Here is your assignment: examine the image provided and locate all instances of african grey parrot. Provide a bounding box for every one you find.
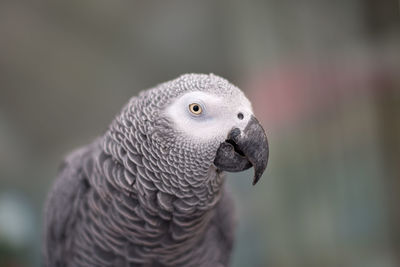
[43,73,269,267]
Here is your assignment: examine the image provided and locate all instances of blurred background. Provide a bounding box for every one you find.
[0,0,399,266]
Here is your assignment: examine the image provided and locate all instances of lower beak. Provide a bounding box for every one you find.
[213,116,269,185]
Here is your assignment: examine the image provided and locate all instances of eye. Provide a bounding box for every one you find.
[237,112,244,120]
[189,103,203,115]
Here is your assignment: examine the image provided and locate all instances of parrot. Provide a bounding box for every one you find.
[43,73,269,267]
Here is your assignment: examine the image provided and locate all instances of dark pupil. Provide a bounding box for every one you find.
[193,105,199,112]
[238,112,244,120]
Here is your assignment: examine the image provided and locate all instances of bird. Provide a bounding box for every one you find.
[43,73,269,267]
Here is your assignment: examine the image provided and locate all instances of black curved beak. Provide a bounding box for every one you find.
[214,116,269,185]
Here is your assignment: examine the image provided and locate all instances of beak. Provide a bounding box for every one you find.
[213,116,269,185]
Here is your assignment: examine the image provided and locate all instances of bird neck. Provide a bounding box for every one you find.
[86,140,224,265]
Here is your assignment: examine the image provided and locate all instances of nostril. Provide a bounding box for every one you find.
[237,112,244,120]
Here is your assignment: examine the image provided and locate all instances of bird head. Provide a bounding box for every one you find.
[139,73,269,186]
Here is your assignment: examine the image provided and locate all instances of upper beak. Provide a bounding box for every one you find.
[213,116,269,185]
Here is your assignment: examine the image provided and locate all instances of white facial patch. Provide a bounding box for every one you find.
[165,91,254,143]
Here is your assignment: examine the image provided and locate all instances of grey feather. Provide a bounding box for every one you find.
[43,74,257,267]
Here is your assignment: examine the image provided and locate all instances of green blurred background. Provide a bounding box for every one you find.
[0,1,399,266]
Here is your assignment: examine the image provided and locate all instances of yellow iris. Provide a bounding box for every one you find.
[189,103,202,115]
